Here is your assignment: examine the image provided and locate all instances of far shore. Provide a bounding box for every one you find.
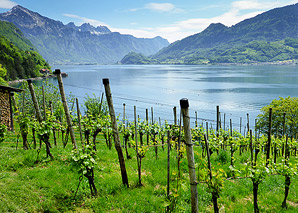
[8,72,68,85]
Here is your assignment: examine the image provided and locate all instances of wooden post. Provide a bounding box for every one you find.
[50,101,57,147]
[42,85,46,120]
[151,107,154,124]
[230,119,233,136]
[123,103,126,147]
[216,106,219,134]
[103,78,129,187]
[177,109,182,178]
[266,108,272,167]
[206,122,209,140]
[180,98,198,213]
[224,113,226,131]
[204,134,219,213]
[98,92,104,115]
[27,79,42,123]
[167,130,170,212]
[54,69,78,150]
[76,98,84,148]
[247,113,250,134]
[146,108,149,145]
[240,117,242,135]
[250,129,254,167]
[195,111,198,127]
[134,106,141,186]
[173,106,177,126]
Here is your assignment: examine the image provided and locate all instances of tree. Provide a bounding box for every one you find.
[0,64,7,85]
[257,97,298,137]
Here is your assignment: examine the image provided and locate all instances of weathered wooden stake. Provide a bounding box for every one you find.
[134,106,141,186]
[76,98,84,149]
[173,106,177,126]
[167,130,171,212]
[177,109,182,178]
[42,85,46,120]
[103,78,129,187]
[230,119,233,136]
[151,107,154,124]
[224,113,226,131]
[180,98,198,213]
[54,69,78,150]
[50,101,57,147]
[123,103,126,147]
[247,113,250,134]
[195,111,198,127]
[266,108,272,167]
[216,106,220,134]
[27,79,42,123]
[240,117,242,135]
[204,134,219,213]
[146,108,149,145]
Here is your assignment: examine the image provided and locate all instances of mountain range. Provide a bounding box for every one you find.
[121,3,298,64]
[0,5,169,64]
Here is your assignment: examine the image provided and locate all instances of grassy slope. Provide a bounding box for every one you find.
[0,127,298,212]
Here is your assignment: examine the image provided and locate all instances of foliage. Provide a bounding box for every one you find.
[206,168,226,198]
[17,80,65,120]
[0,63,7,85]
[0,35,50,81]
[257,96,298,137]
[71,144,97,176]
[0,122,6,143]
[0,20,35,52]
[16,113,30,136]
[84,94,108,118]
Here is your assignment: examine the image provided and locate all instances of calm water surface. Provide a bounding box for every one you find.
[44,64,298,130]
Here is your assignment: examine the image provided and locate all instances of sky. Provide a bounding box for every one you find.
[0,0,297,43]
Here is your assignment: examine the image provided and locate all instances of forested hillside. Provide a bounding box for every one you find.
[0,20,50,82]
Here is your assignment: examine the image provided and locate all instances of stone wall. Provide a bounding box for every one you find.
[0,90,11,130]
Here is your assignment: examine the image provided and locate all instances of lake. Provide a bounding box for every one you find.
[41,64,298,131]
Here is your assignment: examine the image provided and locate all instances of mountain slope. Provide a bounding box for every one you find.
[147,3,298,64]
[0,20,35,51]
[0,21,51,80]
[0,5,169,64]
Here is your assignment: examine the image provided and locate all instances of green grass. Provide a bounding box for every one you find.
[1,130,298,212]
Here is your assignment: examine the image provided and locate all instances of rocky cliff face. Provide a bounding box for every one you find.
[0,5,169,64]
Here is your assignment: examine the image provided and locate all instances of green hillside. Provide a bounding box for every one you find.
[0,20,50,82]
[0,20,35,51]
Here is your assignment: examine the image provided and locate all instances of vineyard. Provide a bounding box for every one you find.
[0,70,298,212]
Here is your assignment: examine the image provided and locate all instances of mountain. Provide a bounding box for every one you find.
[0,5,169,64]
[0,20,51,80]
[122,3,298,64]
[0,20,35,51]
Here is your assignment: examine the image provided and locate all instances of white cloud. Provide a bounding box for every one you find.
[145,3,175,12]
[0,0,17,9]
[130,2,183,13]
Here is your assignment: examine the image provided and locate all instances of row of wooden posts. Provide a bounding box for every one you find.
[21,69,227,213]
[25,69,268,213]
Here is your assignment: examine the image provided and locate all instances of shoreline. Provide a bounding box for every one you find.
[8,73,68,85]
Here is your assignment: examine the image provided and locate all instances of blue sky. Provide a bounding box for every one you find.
[0,0,297,42]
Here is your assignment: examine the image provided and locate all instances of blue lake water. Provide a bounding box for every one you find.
[41,64,298,130]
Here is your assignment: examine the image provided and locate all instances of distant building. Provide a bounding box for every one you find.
[39,68,50,75]
[0,85,23,131]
